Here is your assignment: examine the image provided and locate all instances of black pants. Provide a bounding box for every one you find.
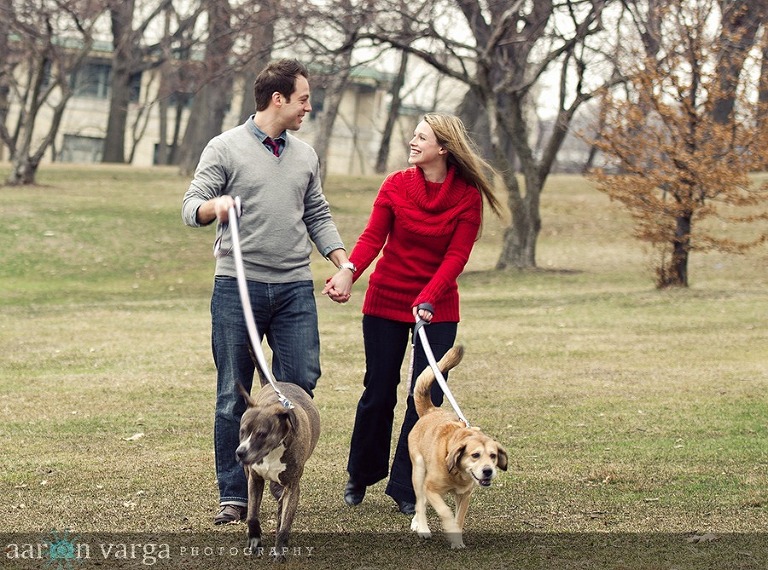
[346,315,457,504]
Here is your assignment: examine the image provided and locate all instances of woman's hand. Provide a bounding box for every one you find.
[322,269,354,303]
[413,305,433,322]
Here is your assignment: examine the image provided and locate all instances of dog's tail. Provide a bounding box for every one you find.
[413,345,464,418]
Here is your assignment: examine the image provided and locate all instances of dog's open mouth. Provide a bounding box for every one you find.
[472,472,493,487]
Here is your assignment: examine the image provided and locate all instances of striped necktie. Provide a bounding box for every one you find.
[264,137,280,157]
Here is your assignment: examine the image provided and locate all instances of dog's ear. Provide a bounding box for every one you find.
[278,409,296,433]
[496,444,508,472]
[446,444,466,474]
[237,383,256,407]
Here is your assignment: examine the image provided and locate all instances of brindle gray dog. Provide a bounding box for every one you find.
[236,381,320,560]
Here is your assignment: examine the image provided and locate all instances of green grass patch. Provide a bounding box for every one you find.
[1,164,767,569]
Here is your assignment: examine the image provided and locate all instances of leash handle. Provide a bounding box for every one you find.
[233,195,243,218]
[227,197,294,409]
[414,302,434,339]
[413,303,470,427]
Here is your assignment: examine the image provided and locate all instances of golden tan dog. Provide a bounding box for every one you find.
[408,345,508,549]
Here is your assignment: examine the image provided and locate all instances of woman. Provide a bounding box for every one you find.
[323,113,503,514]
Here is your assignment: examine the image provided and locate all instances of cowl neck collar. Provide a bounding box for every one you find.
[407,166,464,213]
[379,165,479,237]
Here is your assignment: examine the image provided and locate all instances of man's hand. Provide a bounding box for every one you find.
[197,195,236,225]
[322,270,353,303]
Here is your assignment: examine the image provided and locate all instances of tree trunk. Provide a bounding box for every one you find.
[493,93,544,270]
[237,3,275,124]
[7,153,38,185]
[178,0,234,176]
[712,0,763,124]
[102,62,132,163]
[178,81,231,176]
[168,96,188,165]
[102,0,136,164]
[312,56,351,183]
[496,167,543,269]
[658,213,691,288]
[0,0,10,162]
[496,169,538,269]
[758,26,768,129]
[457,88,536,269]
[6,42,71,185]
[375,51,408,173]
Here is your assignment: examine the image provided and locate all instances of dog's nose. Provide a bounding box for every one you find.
[482,467,493,478]
[236,445,246,461]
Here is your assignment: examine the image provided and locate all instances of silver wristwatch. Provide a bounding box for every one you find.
[338,262,356,273]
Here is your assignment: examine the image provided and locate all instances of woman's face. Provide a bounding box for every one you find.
[408,120,446,168]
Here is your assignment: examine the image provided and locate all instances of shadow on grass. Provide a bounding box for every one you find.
[3,531,766,569]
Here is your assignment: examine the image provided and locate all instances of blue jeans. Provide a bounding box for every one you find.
[211,276,320,505]
[346,315,457,504]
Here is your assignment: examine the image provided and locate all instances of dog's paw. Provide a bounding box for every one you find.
[410,518,431,538]
[447,532,465,549]
[247,536,262,554]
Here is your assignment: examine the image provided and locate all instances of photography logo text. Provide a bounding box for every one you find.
[5,531,314,567]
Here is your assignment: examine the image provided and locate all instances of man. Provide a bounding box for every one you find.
[182,59,354,525]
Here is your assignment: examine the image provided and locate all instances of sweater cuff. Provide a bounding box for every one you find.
[320,242,346,258]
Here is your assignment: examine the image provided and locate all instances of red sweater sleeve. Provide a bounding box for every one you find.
[413,203,481,312]
[348,195,393,280]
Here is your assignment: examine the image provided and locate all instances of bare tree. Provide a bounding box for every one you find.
[177,0,235,176]
[1,0,105,185]
[590,0,768,288]
[175,0,300,175]
[711,0,767,125]
[759,24,768,129]
[154,5,180,166]
[0,0,15,162]
[372,0,422,174]
[289,0,388,182]
[101,0,200,164]
[359,0,617,269]
[235,0,277,124]
[374,49,407,173]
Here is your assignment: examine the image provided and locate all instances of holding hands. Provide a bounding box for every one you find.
[323,264,355,303]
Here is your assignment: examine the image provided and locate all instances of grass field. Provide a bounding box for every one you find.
[1,164,766,569]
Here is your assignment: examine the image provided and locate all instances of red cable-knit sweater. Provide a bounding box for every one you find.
[348,166,482,323]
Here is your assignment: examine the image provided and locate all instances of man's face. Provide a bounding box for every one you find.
[278,75,312,131]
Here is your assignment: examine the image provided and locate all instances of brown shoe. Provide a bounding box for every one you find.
[213,504,246,525]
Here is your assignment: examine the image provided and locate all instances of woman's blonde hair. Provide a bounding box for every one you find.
[422,112,503,217]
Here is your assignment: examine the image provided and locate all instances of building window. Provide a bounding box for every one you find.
[60,134,103,163]
[72,62,111,99]
[311,87,325,119]
[70,62,142,102]
[129,72,142,102]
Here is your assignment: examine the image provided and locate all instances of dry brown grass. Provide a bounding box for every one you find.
[1,165,766,569]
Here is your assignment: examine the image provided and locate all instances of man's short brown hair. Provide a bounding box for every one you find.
[253,59,309,112]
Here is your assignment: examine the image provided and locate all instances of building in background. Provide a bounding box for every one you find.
[10,43,404,176]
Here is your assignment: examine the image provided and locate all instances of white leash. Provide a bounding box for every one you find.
[414,303,470,427]
[216,196,294,409]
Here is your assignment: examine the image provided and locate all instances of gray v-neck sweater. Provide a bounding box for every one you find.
[182,118,344,283]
